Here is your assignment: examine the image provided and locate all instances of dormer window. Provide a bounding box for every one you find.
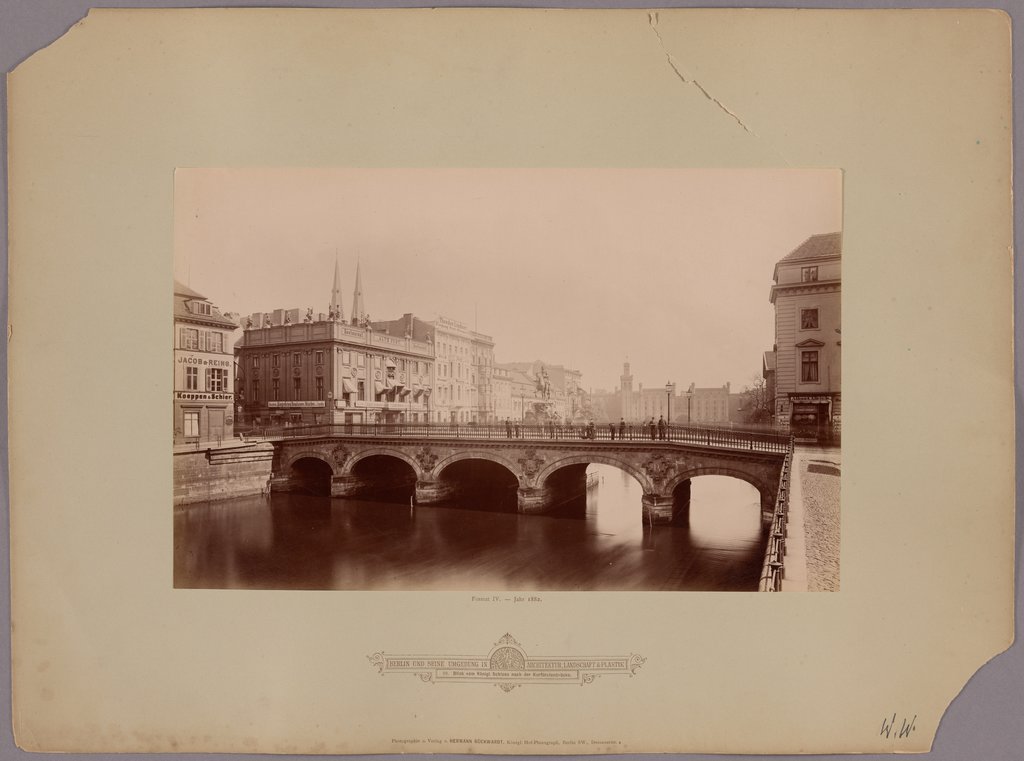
[191,300,213,315]
[801,266,818,282]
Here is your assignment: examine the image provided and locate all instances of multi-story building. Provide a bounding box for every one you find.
[618,361,731,424]
[685,382,731,424]
[767,231,842,440]
[236,268,434,426]
[427,315,494,423]
[173,281,238,444]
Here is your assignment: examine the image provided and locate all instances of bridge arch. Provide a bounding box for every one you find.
[665,466,775,512]
[431,451,522,483]
[535,454,653,493]
[344,447,423,478]
[284,450,338,475]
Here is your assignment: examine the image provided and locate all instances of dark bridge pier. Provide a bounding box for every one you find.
[643,479,693,525]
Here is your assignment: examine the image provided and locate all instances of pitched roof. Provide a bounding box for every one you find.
[173,280,238,328]
[778,232,842,264]
[173,279,206,299]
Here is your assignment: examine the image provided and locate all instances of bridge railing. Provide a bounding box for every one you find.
[759,441,795,592]
[259,422,791,453]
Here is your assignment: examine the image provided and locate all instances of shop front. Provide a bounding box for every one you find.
[788,394,838,443]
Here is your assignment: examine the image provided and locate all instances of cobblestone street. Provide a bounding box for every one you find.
[799,448,841,591]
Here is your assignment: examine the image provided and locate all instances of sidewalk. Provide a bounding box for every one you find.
[782,445,841,592]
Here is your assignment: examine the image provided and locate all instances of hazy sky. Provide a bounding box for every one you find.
[174,168,841,392]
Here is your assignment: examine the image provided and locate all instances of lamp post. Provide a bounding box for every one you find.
[665,382,673,424]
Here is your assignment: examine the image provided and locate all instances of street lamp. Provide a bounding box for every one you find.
[665,381,673,424]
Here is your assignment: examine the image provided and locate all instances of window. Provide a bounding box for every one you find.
[801,266,818,282]
[342,351,351,365]
[251,380,260,402]
[293,377,301,398]
[206,332,223,353]
[316,377,324,400]
[357,380,365,400]
[252,356,260,369]
[315,351,324,365]
[272,379,280,401]
[192,301,212,315]
[183,410,200,438]
[207,368,225,392]
[180,328,199,350]
[293,353,301,367]
[272,354,280,368]
[185,366,198,390]
[801,350,820,383]
[801,308,819,330]
[357,353,365,367]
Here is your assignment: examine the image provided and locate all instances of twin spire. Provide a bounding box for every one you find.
[329,254,367,325]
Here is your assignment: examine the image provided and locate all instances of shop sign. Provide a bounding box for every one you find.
[175,391,233,401]
[176,353,232,368]
[268,401,325,408]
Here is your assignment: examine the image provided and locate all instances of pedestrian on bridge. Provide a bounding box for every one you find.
[658,415,667,440]
[608,422,616,441]
[649,418,656,440]
[505,418,512,438]
[618,418,626,440]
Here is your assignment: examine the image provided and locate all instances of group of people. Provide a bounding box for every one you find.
[502,416,672,441]
[608,415,671,441]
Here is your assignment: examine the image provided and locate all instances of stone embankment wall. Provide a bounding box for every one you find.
[173,441,275,506]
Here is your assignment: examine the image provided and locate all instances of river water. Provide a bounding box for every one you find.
[174,465,767,591]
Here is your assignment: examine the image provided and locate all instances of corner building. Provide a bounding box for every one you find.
[174,281,238,444]
[768,232,842,441]
[236,267,435,426]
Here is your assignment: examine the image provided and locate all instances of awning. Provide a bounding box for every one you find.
[385,359,397,368]
[374,380,385,394]
[342,378,357,393]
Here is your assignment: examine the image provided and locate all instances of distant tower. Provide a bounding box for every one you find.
[620,360,633,420]
[350,258,366,325]
[330,255,345,322]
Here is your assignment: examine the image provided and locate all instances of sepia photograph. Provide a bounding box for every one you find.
[173,168,842,592]
[8,6,1015,754]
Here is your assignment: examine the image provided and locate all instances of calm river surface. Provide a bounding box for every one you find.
[174,466,767,591]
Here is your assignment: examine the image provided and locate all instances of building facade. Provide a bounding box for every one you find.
[768,231,842,440]
[427,315,495,423]
[618,362,731,424]
[237,282,436,427]
[174,281,238,445]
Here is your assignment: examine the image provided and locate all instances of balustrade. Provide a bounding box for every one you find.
[249,421,791,453]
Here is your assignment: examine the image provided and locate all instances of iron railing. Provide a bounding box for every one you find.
[759,441,795,591]
[237,422,792,454]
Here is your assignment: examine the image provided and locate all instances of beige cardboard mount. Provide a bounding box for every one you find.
[7,8,1014,754]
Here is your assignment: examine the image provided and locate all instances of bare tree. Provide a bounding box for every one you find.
[740,375,772,424]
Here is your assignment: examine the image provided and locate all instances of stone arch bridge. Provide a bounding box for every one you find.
[270,426,790,524]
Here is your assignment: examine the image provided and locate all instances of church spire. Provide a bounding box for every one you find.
[351,257,366,325]
[330,254,345,322]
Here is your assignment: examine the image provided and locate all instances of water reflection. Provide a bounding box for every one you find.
[174,466,767,591]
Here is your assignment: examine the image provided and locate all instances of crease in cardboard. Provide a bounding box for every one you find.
[647,11,789,165]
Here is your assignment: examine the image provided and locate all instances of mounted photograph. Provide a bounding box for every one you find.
[172,168,841,592]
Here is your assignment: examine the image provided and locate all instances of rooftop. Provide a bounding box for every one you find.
[778,232,842,264]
